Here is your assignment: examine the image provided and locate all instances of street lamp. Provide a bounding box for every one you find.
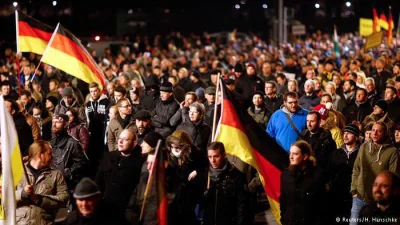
[262,4,268,9]
[52,1,57,6]
[235,4,240,9]
[345,1,351,7]
[315,3,320,9]
[13,2,18,7]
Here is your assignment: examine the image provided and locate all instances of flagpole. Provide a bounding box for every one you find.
[140,139,162,221]
[31,23,60,82]
[211,73,221,141]
[15,10,20,53]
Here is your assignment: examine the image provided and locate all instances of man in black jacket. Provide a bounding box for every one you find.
[51,114,88,191]
[96,129,143,225]
[234,63,264,109]
[202,142,250,225]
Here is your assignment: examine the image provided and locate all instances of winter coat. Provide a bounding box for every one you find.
[234,74,264,108]
[387,97,400,123]
[202,160,251,225]
[264,94,284,113]
[152,96,180,138]
[267,107,308,152]
[13,112,34,156]
[343,100,373,124]
[371,69,392,94]
[67,122,90,153]
[26,113,42,141]
[51,134,88,189]
[301,128,336,169]
[247,106,271,129]
[64,202,120,225]
[33,111,53,141]
[95,148,143,218]
[107,116,135,152]
[351,139,400,203]
[280,163,327,225]
[16,164,69,225]
[362,112,395,133]
[321,111,343,148]
[299,94,320,111]
[55,98,86,123]
[358,199,400,225]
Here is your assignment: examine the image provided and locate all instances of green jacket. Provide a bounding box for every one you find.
[351,139,400,202]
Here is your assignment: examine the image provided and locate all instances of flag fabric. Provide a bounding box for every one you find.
[16,10,54,54]
[215,78,289,224]
[379,13,389,30]
[40,24,106,89]
[0,95,24,225]
[333,25,340,57]
[373,8,381,33]
[359,18,374,36]
[155,148,167,225]
[387,10,393,46]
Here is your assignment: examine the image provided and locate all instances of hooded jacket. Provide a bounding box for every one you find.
[351,138,400,203]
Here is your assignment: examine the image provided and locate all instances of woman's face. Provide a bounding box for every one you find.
[66,111,74,123]
[395,130,400,143]
[140,141,153,154]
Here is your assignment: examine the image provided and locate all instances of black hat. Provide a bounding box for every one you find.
[160,82,173,92]
[145,74,160,88]
[62,87,74,98]
[191,70,200,79]
[46,96,58,106]
[344,124,360,137]
[234,63,244,73]
[143,132,164,148]
[225,78,235,85]
[135,110,152,120]
[374,99,388,112]
[73,178,101,199]
[386,85,398,95]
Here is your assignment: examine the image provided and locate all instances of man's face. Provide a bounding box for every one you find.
[246,67,256,76]
[375,60,384,70]
[118,100,132,116]
[89,87,100,100]
[51,117,66,134]
[343,81,353,93]
[117,130,136,152]
[262,64,271,74]
[372,174,393,205]
[114,91,124,102]
[205,93,215,104]
[252,94,263,107]
[365,80,375,93]
[306,114,320,132]
[189,107,202,122]
[208,149,225,169]
[265,83,276,95]
[289,145,307,166]
[356,90,367,103]
[288,81,297,92]
[332,75,341,86]
[63,96,73,106]
[76,196,100,217]
[384,88,396,101]
[276,77,285,86]
[373,105,384,116]
[160,91,172,101]
[1,85,10,96]
[284,96,299,113]
[395,130,400,143]
[371,124,385,143]
[107,84,114,96]
[135,119,151,134]
[304,82,313,94]
[325,84,335,95]
[20,95,30,105]
[314,79,321,91]
[23,66,30,75]
[49,82,57,92]
[306,70,315,80]
[343,132,357,145]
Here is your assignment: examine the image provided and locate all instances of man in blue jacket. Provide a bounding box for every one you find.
[266,91,308,152]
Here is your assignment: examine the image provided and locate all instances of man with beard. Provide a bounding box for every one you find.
[133,110,153,145]
[280,140,327,225]
[329,124,361,222]
[358,171,400,225]
[301,110,336,169]
[247,91,271,129]
[51,114,87,192]
[342,80,357,106]
[267,92,308,152]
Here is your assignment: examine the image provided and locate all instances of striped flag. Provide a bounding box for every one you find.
[15,10,54,54]
[40,23,106,89]
[155,147,167,225]
[215,78,289,224]
[387,9,393,47]
[0,95,24,225]
[373,8,380,33]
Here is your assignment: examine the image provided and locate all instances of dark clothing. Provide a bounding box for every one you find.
[371,69,392,95]
[247,106,271,129]
[67,122,90,153]
[141,91,160,112]
[51,133,88,189]
[387,98,400,123]
[173,86,186,103]
[299,94,320,111]
[359,200,400,225]
[280,163,327,225]
[343,101,373,124]
[13,112,34,156]
[152,96,180,138]
[367,90,381,108]
[64,202,120,225]
[329,143,361,220]
[191,80,208,92]
[205,104,221,134]
[178,77,193,93]
[265,94,284,113]
[234,74,265,108]
[301,128,336,169]
[95,148,143,221]
[202,160,251,225]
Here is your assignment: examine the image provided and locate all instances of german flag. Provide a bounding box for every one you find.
[372,8,380,33]
[155,148,168,225]
[215,78,289,224]
[387,10,393,46]
[16,11,54,55]
[40,24,105,89]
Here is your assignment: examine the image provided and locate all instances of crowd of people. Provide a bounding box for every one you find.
[1,30,400,225]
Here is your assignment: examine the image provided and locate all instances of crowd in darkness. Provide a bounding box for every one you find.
[0,30,400,225]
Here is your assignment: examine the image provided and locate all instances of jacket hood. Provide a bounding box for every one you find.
[60,97,78,108]
[321,111,337,130]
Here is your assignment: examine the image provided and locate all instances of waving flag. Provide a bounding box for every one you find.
[215,78,289,224]
[387,9,393,46]
[0,96,24,225]
[15,10,53,54]
[40,24,106,89]
[373,8,381,33]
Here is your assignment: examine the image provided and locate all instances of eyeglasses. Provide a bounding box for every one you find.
[120,105,132,108]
